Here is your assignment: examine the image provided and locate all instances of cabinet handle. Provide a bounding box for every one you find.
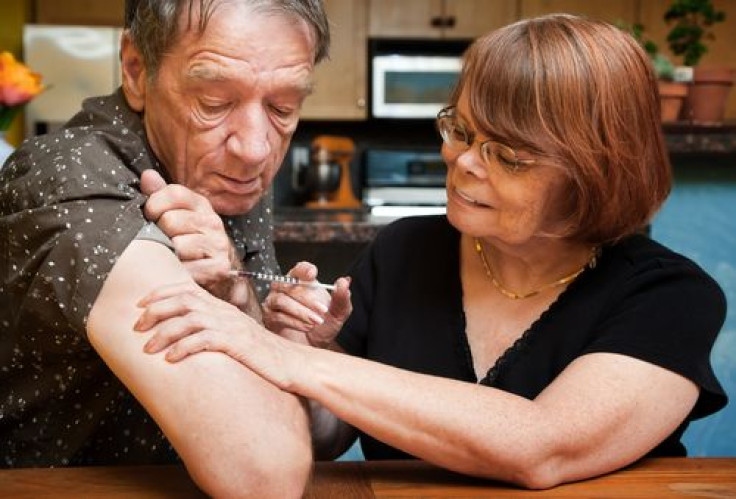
[430,16,444,28]
[444,16,456,28]
[356,97,366,109]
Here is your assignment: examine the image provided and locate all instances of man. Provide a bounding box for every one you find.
[0,0,329,496]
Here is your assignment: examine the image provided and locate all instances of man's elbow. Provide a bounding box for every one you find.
[189,442,313,498]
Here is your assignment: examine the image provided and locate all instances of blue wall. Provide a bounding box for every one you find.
[652,156,736,456]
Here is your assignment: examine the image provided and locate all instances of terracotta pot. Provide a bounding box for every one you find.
[681,66,735,124]
[658,81,688,123]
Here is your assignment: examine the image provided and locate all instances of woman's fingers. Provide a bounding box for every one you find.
[143,313,207,353]
[265,289,325,325]
[289,261,318,281]
[164,329,221,362]
[134,289,203,331]
[268,281,330,314]
[264,308,315,334]
[137,280,204,307]
[329,277,353,321]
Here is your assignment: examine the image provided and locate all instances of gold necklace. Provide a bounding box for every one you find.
[474,238,598,300]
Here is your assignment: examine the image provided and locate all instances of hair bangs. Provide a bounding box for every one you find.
[461,26,561,161]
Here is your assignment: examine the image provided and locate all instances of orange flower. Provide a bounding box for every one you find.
[0,51,44,107]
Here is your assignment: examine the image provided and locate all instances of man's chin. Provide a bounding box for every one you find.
[211,196,258,216]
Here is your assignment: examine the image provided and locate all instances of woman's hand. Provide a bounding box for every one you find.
[262,261,352,348]
[134,281,301,390]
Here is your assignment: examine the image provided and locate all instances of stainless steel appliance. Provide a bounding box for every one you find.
[371,54,461,119]
[23,25,122,138]
[362,148,447,217]
[369,39,469,119]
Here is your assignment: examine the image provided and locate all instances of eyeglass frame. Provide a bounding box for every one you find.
[436,106,536,173]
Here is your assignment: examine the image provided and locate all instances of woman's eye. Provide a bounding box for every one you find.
[497,149,519,166]
[450,125,468,143]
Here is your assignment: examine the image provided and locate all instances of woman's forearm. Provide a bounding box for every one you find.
[292,344,550,482]
[289,343,696,489]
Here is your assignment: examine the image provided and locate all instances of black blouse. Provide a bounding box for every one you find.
[337,215,727,460]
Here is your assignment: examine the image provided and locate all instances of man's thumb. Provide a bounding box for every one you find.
[140,169,168,196]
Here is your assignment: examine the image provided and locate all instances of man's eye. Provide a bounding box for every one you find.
[200,101,231,116]
[269,104,297,119]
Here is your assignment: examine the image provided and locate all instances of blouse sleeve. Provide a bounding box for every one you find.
[582,255,727,419]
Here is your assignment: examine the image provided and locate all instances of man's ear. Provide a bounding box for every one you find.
[120,31,147,112]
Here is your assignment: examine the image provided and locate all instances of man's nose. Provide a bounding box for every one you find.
[225,106,271,164]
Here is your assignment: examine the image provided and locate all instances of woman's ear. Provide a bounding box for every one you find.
[120,31,147,112]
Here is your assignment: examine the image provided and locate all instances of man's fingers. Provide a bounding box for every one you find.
[144,184,212,221]
[171,232,230,260]
[140,168,168,196]
[156,209,223,237]
[180,260,231,286]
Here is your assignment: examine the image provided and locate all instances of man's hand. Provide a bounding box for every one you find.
[140,169,258,318]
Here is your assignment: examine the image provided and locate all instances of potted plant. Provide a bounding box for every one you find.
[652,53,690,123]
[619,22,688,123]
[664,0,733,123]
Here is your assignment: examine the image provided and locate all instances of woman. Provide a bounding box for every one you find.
[135,14,727,488]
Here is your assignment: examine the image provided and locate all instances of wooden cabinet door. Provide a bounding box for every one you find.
[519,0,638,25]
[369,0,444,38]
[369,0,517,40]
[443,0,518,39]
[34,0,125,26]
[301,0,368,120]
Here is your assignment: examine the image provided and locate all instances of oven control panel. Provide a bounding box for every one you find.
[362,148,447,208]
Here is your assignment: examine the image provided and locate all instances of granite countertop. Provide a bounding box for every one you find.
[274,207,388,243]
[663,121,736,155]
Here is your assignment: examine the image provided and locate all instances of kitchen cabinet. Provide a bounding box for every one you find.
[34,0,125,26]
[300,0,368,120]
[369,0,517,39]
[519,0,638,25]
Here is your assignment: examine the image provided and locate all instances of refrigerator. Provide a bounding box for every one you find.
[23,25,122,139]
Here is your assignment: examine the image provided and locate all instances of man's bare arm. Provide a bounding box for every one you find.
[140,170,261,317]
[87,240,310,498]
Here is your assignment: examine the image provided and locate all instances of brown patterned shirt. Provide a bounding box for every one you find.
[0,89,278,467]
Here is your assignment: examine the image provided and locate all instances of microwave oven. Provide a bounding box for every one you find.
[371,55,461,118]
[369,39,469,119]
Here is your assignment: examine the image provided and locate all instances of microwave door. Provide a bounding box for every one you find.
[372,55,461,118]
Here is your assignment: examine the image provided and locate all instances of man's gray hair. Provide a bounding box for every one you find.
[124,0,330,77]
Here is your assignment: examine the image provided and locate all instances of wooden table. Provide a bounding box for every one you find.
[0,458,733,498]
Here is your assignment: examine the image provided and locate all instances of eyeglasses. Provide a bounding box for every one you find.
[436,106,535,173]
